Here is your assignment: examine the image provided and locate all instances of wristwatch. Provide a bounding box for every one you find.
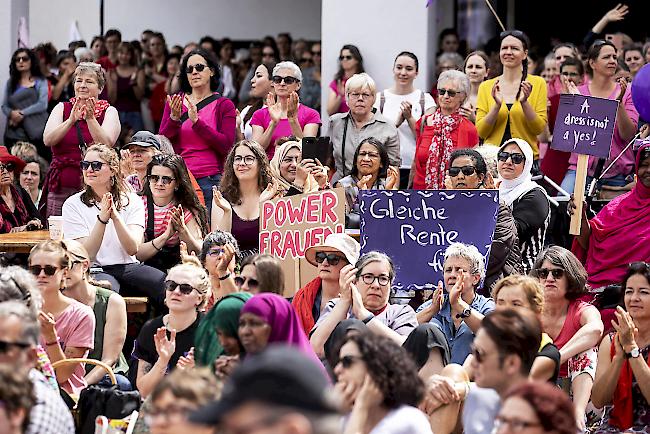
[625,347,640,359]
[456,307,472,319]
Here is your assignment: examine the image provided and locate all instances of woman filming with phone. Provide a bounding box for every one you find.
[269,139,329,197]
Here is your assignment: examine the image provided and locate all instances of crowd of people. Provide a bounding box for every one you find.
[0,3,649,434]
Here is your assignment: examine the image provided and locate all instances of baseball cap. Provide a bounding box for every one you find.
[125,131,161,150]
[190,345,339,425]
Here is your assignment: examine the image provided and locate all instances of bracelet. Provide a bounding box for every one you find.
[97,215,109,225]
[218,272,231,281]
[362,313,375,324]
[151,240,162,251]
[45,337,60,346]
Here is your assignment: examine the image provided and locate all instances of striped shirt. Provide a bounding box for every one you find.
[512,187,550,274]
[141,196,192,246]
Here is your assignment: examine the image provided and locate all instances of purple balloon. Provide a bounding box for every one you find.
[632,64,650,121]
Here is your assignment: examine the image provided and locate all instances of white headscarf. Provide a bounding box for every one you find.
[497,138,541,206]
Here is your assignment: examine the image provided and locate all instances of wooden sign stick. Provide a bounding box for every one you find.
[484,0,506,32]
[570,154,589,235]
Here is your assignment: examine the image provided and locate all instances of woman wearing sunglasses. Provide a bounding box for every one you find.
[497,138,550,273]
[250,61,321,159]
[159,48,237,208]
[592,262,650,433]
[411,70,478,190]
[235,254,285,295]
[212,140,274,260]
[335,137,398,228]
[446,149,522,293]
[42,62,120,219]
[476,30,547,160]
[335,333,432,434]
[28,240,95,397]
[133,262,208,398]
[136,154,208,272]
[327,44,364,116]
[0,147,42,233]
[532,246,604,431]
[61,144,166,304]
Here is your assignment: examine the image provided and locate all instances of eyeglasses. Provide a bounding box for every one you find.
[359,273,391,286]
[0,163,15,172]
[164,280,196,295]
[148,174,176,185]
[206,248,225,257]
[185,63,208,74]
[144,405,195,426]
[28,265,60,277]
[338,354,362,369]
[536,268,565,280]
[358,151,380,160]
[315,252,346,266]
[339,55,353,61]
[80,160,105,171]
[0,339,31,354]
[234,276,259,291]
[272,75,300,85]
[497,151,525,165]
[448,165,477,177]
[15,56,30,63]
[349,92,372,101]
[438,88,460,97]
[493,415,542,432]
[311,50,321,56]
[233,155,256,166]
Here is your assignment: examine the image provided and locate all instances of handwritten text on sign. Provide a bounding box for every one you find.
[551,94,618,158]
[259,189,345,259]
[359,190,499,291]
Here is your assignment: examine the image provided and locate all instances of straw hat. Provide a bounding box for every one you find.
[304,233,360,267]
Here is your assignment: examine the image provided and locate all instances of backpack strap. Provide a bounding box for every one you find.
[179,93,220,123]
[419,90,425,116]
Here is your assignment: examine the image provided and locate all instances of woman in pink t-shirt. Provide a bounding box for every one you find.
[326,44,365,116]
[29,240,96,396]
[251,61,320,160]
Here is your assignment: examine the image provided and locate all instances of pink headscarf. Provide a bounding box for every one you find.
[574,144,650,289]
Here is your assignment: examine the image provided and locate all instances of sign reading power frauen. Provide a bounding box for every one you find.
[359,190,499,292]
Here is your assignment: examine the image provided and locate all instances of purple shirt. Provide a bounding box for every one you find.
[250,104,321,160]
[159,92,237,179]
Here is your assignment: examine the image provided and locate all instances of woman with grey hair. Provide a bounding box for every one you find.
[251,61,320,159]
[41,62,120,219]
[411,70,478,189]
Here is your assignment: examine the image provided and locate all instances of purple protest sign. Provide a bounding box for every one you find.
[551,94,618,159]
[359,190,498,294]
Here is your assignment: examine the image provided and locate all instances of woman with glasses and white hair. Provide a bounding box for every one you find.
[330,73,401,184]
[410,70,478,189]
[251,61,321,160]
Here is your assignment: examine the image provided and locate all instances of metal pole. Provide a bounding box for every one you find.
[100,0,105,36]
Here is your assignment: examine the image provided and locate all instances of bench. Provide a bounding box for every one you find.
[124,297,148,313]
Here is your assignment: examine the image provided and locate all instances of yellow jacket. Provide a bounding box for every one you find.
[475,74,548,158]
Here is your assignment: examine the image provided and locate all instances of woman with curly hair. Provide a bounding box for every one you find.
[495,381,576,434]
[136,154,208,271]
[211,140,274,259]
[334,333,432,434]
[62,144,166,304]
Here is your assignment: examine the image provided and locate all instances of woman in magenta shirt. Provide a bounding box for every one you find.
[159,48,236,208]
[250,61,320,160]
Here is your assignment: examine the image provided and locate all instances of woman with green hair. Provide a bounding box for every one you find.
[194,292,252,375]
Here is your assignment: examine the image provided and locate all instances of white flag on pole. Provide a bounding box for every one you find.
[69,21,83,44]
[17,17,29,48]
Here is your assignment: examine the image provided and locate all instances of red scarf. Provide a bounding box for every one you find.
[68,97,110,119]
[608,335,649,429]
[424,109,462,189]
[292,277,322,335]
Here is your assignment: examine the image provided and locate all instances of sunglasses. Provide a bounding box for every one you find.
[234,276,259,290]
[148,174,176,185]
[438,88,460,97]
[315,252,346,266]
[0,163,15,172]
[80,160,105,171]
[164,280,196,295]
[497,151,525,165]
[185,63,208,74]
[500,30,526,40]
[312,50,321,56]
[272,75,300,85]
[15,56,30,63]
[0,339,31,353]
[448,165,477,177]
[28,265,60,277]
[536,268,565,280]
[262,52,275,57]
[338,354,361,368]
[339,55,353,61]
[359,273,390,286]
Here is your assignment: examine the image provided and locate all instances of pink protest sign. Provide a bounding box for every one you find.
[551,94,618,159]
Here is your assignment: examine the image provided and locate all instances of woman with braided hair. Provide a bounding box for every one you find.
[476,30,547,164]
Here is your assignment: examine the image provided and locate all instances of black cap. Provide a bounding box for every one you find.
[125,131,161,150]
[190,345,339,425]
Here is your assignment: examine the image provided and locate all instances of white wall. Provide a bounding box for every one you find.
[29,0,322,49]
[321,0,440,129]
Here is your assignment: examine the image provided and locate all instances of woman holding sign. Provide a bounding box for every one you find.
[475,30,547,162]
